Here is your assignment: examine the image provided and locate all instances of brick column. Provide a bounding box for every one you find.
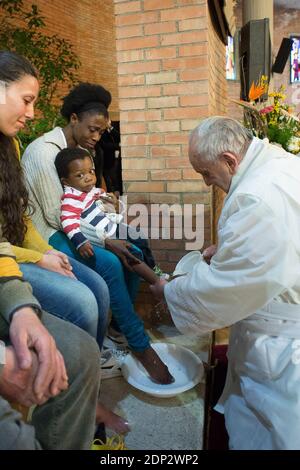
[113,0,227,318]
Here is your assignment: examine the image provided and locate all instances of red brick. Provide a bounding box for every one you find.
[123,170,148,180]
[165,157,190,168]
[163,81,208,95]
[180,69,209,81]
[178,43,208,56]
[151,146,181,157]
[115,24,143,39]
[182,169,203,179]
[144,21,177,35]
[146,72,177,85]
[180,94,209,106]
[118,61,160,75]
[122,158,165,169]
[127,182,165,192]
[162,56,208,70]
[164,106,208,119]
[114,1,141,15]
[117,50,144,62]
[118,75,145,86]
[148,121,180,133]
[151,170,181,180]
[115,11,159,26]
[119,98,146,110]
[121,122,147,134]
[164,134,189,145]
[116,35,159,51]
[148,96,179,108]
[119,86,161,99]
[179,17,207,31]
[121,147,148,158]
[167,181,205,192]
[121,110,162,121]
[160,5,206,21]
[161,30,207,46]
[144,0,175,10]
[145,47,177,60]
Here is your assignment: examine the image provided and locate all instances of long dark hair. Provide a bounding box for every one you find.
[0,51,38,245]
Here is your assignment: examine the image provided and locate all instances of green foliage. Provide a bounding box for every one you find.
[0,0,80,146]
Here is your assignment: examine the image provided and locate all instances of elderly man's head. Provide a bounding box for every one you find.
[189,117,253,192]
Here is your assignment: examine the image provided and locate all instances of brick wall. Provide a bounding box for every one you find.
[228,3,300,120]
[114,0,227,319]
[2,0,120,117]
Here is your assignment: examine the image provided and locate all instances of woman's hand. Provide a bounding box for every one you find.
[37,252,75,278]
[104,239,141,271]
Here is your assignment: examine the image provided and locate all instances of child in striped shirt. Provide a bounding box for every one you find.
[55,147,160,286]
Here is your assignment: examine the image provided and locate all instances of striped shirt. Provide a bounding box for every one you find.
[60,186,122,249]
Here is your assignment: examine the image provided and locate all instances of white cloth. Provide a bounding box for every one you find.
[164,137,300,449]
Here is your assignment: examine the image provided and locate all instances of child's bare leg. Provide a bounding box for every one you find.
[132,346,175,384]
[132,262,159,285]
[96,402,130,434]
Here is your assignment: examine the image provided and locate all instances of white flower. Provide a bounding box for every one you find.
[287,136,300,154]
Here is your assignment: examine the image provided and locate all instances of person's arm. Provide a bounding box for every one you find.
[22,142,63,230]
[164,194,299,336]
[60,194,89,250]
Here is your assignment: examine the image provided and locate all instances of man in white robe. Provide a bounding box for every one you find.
[151,116,300,450]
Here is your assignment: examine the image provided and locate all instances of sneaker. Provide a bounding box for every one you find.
[100,349,128,380]
[103,327,129,351]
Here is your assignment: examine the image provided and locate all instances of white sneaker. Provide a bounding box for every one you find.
[100,349,128,380]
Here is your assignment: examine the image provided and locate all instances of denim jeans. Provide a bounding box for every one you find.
[20,257,109,349]
[49,231,150,352]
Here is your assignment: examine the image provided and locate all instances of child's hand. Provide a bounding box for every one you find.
[78,241,94,259]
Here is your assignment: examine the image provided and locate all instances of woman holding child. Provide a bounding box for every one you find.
[22,82,173,384]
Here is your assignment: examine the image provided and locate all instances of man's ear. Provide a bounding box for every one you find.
[221,152,240,175]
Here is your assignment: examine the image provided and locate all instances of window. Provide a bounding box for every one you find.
[290,36,300,83]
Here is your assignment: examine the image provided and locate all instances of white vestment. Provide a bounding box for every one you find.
[164,137,300,449]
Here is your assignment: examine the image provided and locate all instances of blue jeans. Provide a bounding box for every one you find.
[20,257,109,349]
[49,231,150,352]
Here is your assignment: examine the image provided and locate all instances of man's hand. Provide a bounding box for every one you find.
[202,244,217,265]
[78,241,94,259]
[149,278,168,301]
[104,239,141,271]
[9,307,68,402]
[37,252,75,278]
[0,346,46,407]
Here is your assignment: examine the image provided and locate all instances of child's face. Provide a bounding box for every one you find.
[62,156,97,193]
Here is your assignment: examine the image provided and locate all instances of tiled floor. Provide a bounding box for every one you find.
[100,325,209,450]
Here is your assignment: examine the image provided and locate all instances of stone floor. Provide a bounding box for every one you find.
[100,325,210,451]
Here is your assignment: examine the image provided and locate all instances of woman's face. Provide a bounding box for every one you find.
[70,112,109,151]
[0,74,39,137]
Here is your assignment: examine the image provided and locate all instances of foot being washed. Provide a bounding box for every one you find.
[133,346,175,384]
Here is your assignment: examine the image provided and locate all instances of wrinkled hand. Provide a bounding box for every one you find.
[9,307,68,403]
[149,278,168,301]
[37,251,75,278]
[78,241,94,259]
[104,239,142,271]
[202,244,217,265]
[0,346,45,407]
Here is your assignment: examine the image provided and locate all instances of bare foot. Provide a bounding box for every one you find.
[96,402,130,434]
[133,346,175,384]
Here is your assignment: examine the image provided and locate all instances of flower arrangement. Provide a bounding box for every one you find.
[233,76,300,155]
